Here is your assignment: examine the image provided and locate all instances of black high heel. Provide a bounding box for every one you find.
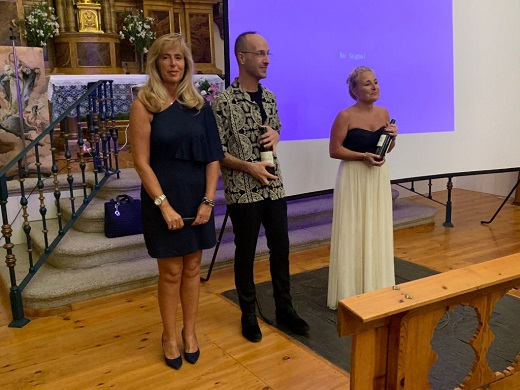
[162,333,182,370]
[181,329,200,364]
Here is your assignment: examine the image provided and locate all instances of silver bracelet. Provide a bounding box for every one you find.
[201,196,215,207]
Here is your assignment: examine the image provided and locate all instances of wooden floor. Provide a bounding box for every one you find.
[1,188,519,389]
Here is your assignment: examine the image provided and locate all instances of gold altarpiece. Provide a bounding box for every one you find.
[15,0,222,75]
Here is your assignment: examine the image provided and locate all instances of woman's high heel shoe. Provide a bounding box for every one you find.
[181,329,200,364]
[162,333,182,370]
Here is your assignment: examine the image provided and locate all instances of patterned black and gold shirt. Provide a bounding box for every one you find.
[213,78,285,205]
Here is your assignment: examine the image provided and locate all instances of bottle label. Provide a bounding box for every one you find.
[260,151,274,164]
[376,134,387,147]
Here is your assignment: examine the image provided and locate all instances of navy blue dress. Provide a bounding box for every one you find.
[141,101,224,258]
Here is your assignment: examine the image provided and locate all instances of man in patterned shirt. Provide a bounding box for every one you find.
[213,32,309,342]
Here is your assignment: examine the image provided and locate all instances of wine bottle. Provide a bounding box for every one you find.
[375,119,396,161]
[259,126,276,175]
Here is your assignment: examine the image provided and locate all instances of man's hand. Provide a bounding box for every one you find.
[248,161,278,185]
[259,125,280,154]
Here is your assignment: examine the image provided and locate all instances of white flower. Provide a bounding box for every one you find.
[120,10,155,54]
[15,1,60,47]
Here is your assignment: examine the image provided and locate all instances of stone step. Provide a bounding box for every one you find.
[19,197,438,310]
[88,169,142,200]
[31,192,434,271]
[61,188,228,234]
[33,193,335,269]
[65,183,333,235]
[393,198,437,230]
[31,219,149,269]
[65,167,227,233]
[1,167,437,311]
[19,219,334,310]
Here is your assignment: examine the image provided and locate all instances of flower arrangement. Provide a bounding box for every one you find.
[194,78,220,104]
[119,10,156,55]
[14,2,60,47]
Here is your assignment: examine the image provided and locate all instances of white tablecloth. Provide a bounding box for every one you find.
[47,74,148,100]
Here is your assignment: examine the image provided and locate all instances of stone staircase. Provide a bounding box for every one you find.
[1,168,437,311]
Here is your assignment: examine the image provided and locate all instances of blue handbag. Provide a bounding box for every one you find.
[104,194,143,238]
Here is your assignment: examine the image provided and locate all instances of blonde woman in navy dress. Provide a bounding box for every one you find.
[129,34,223,369]
[327,66,398,310]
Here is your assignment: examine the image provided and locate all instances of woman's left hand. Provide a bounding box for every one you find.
[192,203,213,225]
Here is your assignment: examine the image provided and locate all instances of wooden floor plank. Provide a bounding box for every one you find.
[1,188,519,389]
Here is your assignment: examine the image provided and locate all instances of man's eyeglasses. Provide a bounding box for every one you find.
[240,51,272,58]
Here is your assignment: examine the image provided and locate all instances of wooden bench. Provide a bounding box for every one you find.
[337,254,520,389]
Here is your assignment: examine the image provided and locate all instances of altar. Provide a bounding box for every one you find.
[47,74,224,120]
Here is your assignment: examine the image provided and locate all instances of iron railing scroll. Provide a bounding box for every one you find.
[0,80,120,327]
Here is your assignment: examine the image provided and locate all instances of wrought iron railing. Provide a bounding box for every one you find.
[0,80,120,327]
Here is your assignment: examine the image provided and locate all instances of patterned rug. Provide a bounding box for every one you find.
[222,258,520,390]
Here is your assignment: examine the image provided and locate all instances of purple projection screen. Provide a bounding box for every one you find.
[226,0,454,141]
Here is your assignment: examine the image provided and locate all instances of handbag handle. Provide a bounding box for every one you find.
[115,194,133,204]
[110,194,134,217]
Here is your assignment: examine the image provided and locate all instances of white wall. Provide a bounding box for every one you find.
[272,1,520,197]
[428,0,520,197]
[456,172,518,197]
[219,2,520,197]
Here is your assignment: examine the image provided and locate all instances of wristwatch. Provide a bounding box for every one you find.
[154,194,166,206]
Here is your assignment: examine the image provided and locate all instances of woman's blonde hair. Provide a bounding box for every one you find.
[138,33,204,113]
[346,66,374,101]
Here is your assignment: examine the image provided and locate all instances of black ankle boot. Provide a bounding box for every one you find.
[241,312,262,342]
[276,307,310,335]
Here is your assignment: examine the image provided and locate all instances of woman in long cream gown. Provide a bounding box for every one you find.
[327,66,398,310]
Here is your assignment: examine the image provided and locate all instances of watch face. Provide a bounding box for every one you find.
[154,195,164,205]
